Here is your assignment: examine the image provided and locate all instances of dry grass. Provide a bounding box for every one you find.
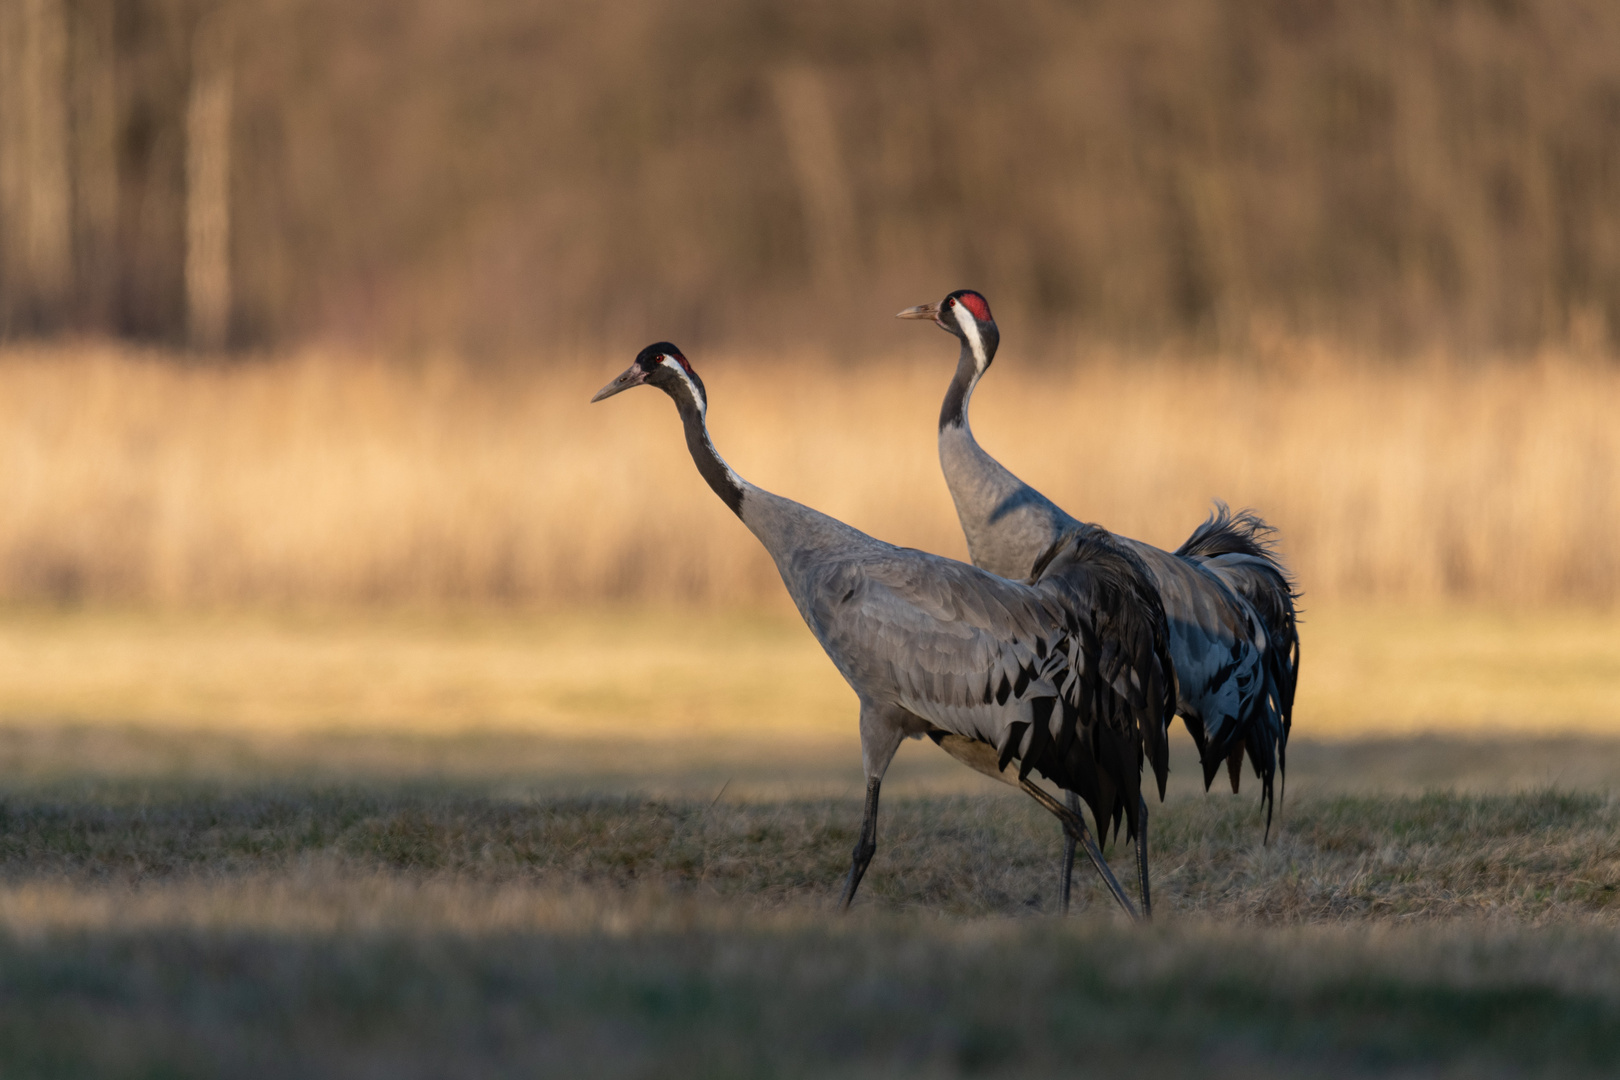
[2,343,1619,608]
[0,607,1610,1074]
[0,604,1616,744]
[10,907,1620,1079]
[4,751,1620,1078]
[0,606,847,738]
[1,336,1615,1074]
[0,633,1617,1078]
[6,771,1620,924]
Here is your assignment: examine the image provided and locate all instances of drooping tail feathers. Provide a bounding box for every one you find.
[1178,502,1301,840]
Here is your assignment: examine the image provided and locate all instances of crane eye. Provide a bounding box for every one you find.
[947,298,956,306]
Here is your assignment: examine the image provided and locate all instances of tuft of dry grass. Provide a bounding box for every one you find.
[1,343,1618,609]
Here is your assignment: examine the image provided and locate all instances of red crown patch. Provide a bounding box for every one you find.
[957,292,992,322]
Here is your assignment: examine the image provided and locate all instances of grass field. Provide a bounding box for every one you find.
[5,742,1620,1078]
[1,604,1619,1077]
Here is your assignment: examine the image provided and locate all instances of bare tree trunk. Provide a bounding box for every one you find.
[186,5,232,351]
[68,0,119,333]
[0,0,73,333]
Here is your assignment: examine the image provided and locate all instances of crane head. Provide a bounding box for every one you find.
[897,289,1000,370]
[591,342,709,411]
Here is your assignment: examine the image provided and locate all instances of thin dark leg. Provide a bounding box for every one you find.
[1058,791,1080,915]
[837,777,882,912]
[1136,793,1152,920]
[1019,779,1140,921]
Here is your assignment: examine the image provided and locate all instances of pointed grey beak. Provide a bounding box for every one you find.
[590,364,647,403]
[896,303,941,321]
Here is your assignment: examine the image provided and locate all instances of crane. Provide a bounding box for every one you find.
[591,343,1178,918]
[899,290,1300,912]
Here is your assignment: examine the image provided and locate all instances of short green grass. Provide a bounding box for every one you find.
[4,729,1620,1078]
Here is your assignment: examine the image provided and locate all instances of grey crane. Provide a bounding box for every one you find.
[592,342,1178,918]
[899,290,1301,912]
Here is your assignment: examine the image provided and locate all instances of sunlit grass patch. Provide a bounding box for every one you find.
[0,604,1615,743]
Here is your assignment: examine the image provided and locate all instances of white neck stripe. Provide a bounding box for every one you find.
[661,355,705,413]
[955,303,987,368]
[660,355,745,490]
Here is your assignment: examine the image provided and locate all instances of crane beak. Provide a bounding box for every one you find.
[895,303,941,322]
[590,364,647,402]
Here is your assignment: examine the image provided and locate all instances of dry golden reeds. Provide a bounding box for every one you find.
[0,342,1615,610]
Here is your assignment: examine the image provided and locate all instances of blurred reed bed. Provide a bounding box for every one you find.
[0,342,1615,610]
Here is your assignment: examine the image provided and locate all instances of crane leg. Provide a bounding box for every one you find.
[837,777,882,912]
[926,732,1137,919]
[1058,791,1080,915]
[1136,793,1152,920]
[1018,778,1140,921]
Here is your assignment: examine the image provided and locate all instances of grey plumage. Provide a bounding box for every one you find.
[1174,505,1301,799]
[902,291,1300,834]
[592,342,1176,917]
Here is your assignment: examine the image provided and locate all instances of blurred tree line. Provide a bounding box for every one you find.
[0,0,1616,357]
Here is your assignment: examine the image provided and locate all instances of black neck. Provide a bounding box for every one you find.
[674,390,745,516]
[939,340,980,430]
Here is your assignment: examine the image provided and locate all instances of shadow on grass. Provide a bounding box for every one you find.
[4,917,1620,1079]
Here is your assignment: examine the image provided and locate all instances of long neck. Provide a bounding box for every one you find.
[935,336,1076,580]
[664,377,882,632]
[674,391,746,516]
[938,340,983,431]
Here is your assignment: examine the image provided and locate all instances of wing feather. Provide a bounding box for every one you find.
[812,531,1175,841]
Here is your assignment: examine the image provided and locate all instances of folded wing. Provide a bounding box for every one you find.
[807,528,1175,840]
